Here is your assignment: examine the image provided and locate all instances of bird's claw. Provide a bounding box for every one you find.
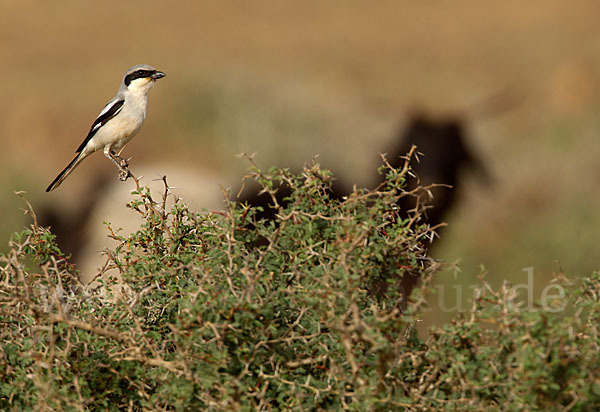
[119,168,131,181]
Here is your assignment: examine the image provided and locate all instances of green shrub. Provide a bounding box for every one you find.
[0,160,599,411]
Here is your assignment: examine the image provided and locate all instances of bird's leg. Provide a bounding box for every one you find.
[104,147,131,181]
[116,148,130,169]
[104,149,124,170]
[118,167,132,182]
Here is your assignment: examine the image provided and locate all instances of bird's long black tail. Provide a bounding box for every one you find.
[46,152,86,192]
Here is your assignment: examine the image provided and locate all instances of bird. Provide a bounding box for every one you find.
[45,64,166,192]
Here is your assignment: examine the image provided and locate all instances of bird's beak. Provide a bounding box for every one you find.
[152,71,166,80]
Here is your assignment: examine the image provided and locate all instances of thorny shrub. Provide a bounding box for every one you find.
[0,155,599,411]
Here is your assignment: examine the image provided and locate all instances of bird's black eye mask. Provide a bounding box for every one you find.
[124,69,156,86]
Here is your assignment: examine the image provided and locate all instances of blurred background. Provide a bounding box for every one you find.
[3,1,600,325]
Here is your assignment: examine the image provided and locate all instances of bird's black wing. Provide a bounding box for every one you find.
[75,98,125,153]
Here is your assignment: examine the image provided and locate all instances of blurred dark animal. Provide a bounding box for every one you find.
[237,113,490,233]
[236,112,491,305]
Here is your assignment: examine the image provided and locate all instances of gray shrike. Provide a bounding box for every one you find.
[46,64,166,192]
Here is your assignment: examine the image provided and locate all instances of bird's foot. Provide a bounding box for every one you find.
[115,155,132,181]
[113,153,130,169]
[119,167,132,181]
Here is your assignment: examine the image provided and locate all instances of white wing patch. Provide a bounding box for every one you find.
[98,98,124,120]
[92,99,124,132]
